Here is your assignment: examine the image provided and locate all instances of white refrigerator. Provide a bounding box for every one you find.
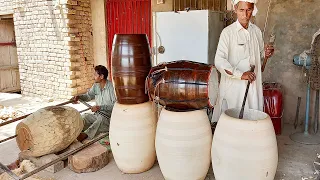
[152,10,225,65]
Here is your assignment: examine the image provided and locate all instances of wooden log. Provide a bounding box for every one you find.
[15,106,84,157]
[68,142,109,173]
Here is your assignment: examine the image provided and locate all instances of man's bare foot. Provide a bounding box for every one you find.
[77,133,88,142]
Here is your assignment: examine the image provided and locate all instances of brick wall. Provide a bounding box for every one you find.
[1,0,95,99]
[0,0,13,15]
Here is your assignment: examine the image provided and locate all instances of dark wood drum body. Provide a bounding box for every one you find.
[111,34,151,104]
[146,60,219,111]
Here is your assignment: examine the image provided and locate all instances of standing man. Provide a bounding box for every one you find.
[72,65,116,141]
[212,0,274,122]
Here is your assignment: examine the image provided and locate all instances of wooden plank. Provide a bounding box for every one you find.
[0,18,20,93]
[0,71,11,92]
[214,0,221,11]
[10,43,18,66]
[0,42,15,46]
[0,86,20,93]
[0,14,13,19]
[0,65,18,70]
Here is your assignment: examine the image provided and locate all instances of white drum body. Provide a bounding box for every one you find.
[212,108,278,180]
[156,109,212,180]
[110,102,156,173]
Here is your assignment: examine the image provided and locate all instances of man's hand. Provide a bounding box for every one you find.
[91,106,100,112]
[265,44,275,59]
[71,96,79,104]
[241,71,256,83]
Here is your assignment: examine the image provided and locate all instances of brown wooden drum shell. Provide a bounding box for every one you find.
[146,60,219,111]
[112,34,151,104]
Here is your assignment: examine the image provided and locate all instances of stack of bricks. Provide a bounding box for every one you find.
[0,0,13,15]
[10,0,94,100]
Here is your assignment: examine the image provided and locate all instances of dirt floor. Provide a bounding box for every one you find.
[0,93,319,180]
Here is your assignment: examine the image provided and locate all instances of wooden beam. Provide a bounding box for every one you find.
[0,87,21,93]
[0,12,14,18]
[0,65,19,70]
[0,42,16,46]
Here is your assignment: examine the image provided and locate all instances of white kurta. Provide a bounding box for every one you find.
[212,20,264,122]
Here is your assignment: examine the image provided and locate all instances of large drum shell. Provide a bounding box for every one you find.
[147,60,219,111]
[15,106,84,157]
[156,109,212,180]
[211,108,278,180]
[109,102,156,173]
[111,34,151,104]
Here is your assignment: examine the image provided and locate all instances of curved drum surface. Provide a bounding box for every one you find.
[211,108,278,180]
[147,60,219,111]
[110,102,156,173]
[112,34,151,104]
[16,106,84,157]
[156,109,212,180]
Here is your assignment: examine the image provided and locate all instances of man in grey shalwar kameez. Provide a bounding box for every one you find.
[73,65,116,141]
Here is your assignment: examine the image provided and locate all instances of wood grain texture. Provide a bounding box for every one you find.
[68,142,109,173]
[16,106,84,157]
[0,19,20,93]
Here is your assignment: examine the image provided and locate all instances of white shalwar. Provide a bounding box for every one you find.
[212,20,264,122]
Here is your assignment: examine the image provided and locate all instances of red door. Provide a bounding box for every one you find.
[106,0,152,75]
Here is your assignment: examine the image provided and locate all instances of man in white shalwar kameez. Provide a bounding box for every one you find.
[212,0,275,122]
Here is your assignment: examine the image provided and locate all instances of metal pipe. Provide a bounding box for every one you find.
[0,135,17,144]
[304,82,311,135]
[79,108,90,113]
[0,100,73,127]
[78,100,110,119]
[239,66,255,119]
[314,90,319,133]
[20,133,108,180]
[0,162,20,180]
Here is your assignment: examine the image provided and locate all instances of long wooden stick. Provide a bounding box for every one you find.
[239,65,255,119]
[261,34,276,72]
[0,100,73,127]
[261,57,270,72]
[314,90,319,133]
